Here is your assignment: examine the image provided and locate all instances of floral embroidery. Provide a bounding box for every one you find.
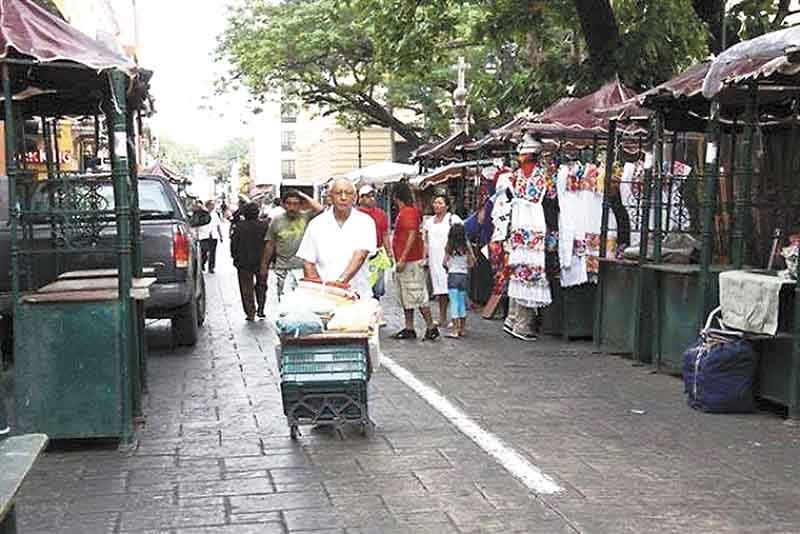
[511,264,546,285]
[515,163,556,203]
[545,231,559,253]
[509,229,545,251]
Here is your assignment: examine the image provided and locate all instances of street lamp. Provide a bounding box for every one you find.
[484,53,498,76]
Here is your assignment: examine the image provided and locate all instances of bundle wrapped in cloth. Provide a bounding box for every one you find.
[277,279,359,317]
[328,298,380,332]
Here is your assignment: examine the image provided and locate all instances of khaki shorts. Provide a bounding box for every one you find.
[396,260,429,309]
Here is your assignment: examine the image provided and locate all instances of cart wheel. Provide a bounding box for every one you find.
[290,425,299,440]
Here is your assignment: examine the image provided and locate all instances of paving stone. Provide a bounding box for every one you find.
[355,450,452,475]
[229,491,330,514]
[176,525,284,534]
[282,506,340,531]
[322,474,427,497]
[225,454,309,472]
[179,476,275,498]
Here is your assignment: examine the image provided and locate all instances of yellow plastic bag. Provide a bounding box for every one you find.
[367,247,392,287]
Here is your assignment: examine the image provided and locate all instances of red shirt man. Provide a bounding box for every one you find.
[357,185,389,249]
[392,202,424,263]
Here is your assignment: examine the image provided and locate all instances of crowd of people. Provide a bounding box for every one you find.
[193,179,479,339]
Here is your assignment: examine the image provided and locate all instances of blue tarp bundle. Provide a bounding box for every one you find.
[682,336,758,413]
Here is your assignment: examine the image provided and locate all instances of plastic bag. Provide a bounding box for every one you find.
[367,247,393,287]
[275,309,324,338]
[327,299,379,332]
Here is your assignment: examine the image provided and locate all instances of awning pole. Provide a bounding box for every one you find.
[3,64,20,307]
[699,100,722,325]
[731,82,757,269]
[593,119,617,349]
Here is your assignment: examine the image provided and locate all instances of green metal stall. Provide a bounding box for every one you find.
[635,30,800,417]
[2,9,152,442]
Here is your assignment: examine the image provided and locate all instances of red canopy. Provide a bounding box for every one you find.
[0,0,135,74]
[526,77,639,135]
[144,161,191,185]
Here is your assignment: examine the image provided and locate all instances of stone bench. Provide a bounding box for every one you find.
[0,434,48,533]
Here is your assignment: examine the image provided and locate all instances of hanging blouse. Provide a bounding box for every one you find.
[556,162,603,286]
[490,191,513,242]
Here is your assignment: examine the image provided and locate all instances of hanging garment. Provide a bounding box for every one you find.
[508,199,546,266]
[490,189,513,242]
[557,163,588,287]
[507,163,551,308]
[581,163,604,280]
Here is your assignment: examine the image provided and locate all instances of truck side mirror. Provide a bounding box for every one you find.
[188,211,211,227]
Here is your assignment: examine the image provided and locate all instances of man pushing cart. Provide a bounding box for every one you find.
[276,178,378,438]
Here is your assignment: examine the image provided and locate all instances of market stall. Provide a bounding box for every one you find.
[2,0,152,441]
[677,27,800,416]
[519,78,646,340]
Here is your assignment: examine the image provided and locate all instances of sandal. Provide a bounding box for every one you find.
[423,326,440,341]
[446,332,461,339]
[391,329,417,340]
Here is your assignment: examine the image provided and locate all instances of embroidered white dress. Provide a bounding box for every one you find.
[507,164,551,308]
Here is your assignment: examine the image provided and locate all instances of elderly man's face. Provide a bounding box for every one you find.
[329,182,356,211]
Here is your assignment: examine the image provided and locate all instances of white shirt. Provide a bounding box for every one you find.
[296,208,376,297]
[268,206,286,220]
[197,211,222,240]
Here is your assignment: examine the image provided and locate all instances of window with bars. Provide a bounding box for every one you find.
[281,160,296,179]
[280,103,298,123]
[281,131,296,152]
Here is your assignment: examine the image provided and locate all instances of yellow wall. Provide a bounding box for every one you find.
[296,126,394,184]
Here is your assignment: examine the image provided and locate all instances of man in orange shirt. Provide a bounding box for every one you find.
[391,182,439,341]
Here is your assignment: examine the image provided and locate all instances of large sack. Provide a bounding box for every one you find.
[682,336,758,413]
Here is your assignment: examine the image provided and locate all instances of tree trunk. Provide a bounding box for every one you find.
[692,0,724,53]
[572,0,620,81]
[354,96,424,148]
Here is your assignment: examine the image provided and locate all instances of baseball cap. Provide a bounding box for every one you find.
[358,184,375,196]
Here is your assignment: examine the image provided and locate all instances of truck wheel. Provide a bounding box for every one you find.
[172,293,199,346]
[196,275,206,327]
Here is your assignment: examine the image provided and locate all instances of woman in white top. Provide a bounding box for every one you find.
[423,193,462,326]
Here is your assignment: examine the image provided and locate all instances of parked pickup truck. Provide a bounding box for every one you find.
[0,174,207,351]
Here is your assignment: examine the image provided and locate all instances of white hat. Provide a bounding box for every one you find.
[517,132,543,155]
[358,184,375,196]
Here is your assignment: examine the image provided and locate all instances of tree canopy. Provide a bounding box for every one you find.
[216,0,797,147]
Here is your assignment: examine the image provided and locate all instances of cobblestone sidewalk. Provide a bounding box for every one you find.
[16,252,800,533]
[17,256,569,534]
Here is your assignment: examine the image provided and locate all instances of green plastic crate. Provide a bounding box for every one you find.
[280,380,367,421]
[280,343,368,383]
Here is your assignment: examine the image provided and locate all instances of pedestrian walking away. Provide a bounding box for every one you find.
[358,184,392,302]
[260,189,322,300]
[231,202,268,320]
[197,199,224,273]
[391,181,439,341]
[443,223,475,338]
[296,178,376,297]
[424,191,462,328]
